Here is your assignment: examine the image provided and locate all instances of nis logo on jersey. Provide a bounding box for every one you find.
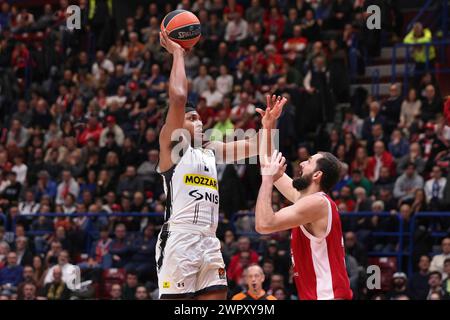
[184,174,218,190]
[189,190,219,204]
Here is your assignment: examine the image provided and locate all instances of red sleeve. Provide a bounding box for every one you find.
[365,158,374,180]
[250,251,259,264]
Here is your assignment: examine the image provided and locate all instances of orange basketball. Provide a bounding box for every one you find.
[160,10,201,49]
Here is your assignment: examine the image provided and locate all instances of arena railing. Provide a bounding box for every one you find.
[231,211,406,271]
[407,212,450,276]
[12,212,164,254]
[391,40,450,94]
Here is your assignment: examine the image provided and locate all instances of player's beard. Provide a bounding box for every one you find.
[292,171,313,191]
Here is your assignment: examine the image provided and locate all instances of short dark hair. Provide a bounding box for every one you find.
[429,271,442,279]
[316,152,341,193]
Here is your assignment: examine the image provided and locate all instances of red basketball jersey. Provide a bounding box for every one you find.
[290,192,353,300]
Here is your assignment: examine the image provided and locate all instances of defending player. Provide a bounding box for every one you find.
[255,150,353,300]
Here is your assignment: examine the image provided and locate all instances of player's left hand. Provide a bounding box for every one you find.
[255,95,287,128]
[261,150,286,178]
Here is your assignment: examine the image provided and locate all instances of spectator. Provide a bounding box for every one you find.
[424,166,447,210]
[41,265,71,300]
[55,170,80,206]
[216,65,233,96]
[362,101,386,141]
[430,237,450,275]
[43,250,76,286]
[365,141,396,182]
[397,142,426,176]
[99,116,125,147]
[15,236,33,267]
[109,283,122,300]
[201,79,224,109]
[109,224,131,268]
[386,272,410,300]
[230,92,256,130]
[78,116,103,146]
[0,252,23,291]
[116,166,143,195]
[344,231,368,267]
[7,119,29,148]
[399,88,422,132]
[245,0,265,24]
[381,84,403,135]
[348,169,373,196]
[409,255,431,300]
[124,224,157,281]
[193,65,213,95]
[353,187,372,213]
[403,23,435,76]
[388,129,409,160]
[421,85,442,123]
[426,271,444,300]
[135,285,150,300]
[21,282,37,300]
[122,271,139,300]
[224,11,249,44]
[393,162,424,203]
[267,273,285,296]
[442,258,450,297]
[92,51,114,80]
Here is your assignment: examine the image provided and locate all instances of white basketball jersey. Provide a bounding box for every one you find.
[160,145,219,233]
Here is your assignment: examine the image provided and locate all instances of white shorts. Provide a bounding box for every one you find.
[155,224,228,299]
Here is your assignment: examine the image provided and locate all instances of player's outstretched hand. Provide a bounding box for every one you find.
[159,30,185,55]
[261,150,287,180]
[255,95,288,128]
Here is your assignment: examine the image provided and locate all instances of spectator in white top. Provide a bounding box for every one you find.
[201,79,224,108]
[225,11,249,43]
[92,50,115,80]
[106,85,128,108]
[99,115,125,147]
[44,251,77,286]
[193,65,213,95]
[430,237,450,275]
[216,65,234,96]
[424,166,447,205]
[7,119,29,148]
[11,155,27,185]
[18,190,40,216]
[399,88,422,131]
[55,170,80,205]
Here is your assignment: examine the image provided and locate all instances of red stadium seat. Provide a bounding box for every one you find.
[101,268,126,299]
[368,257,397,292]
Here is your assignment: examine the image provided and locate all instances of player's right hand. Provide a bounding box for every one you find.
[261,150,287,179]
[159,30,185,55]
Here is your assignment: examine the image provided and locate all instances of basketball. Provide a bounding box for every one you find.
[160,10,201,49]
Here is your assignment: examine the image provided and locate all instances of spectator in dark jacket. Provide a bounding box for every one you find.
[109,224,131,268]
[409,255,431,300]
[125,224,157,280]
[0,252,23,290]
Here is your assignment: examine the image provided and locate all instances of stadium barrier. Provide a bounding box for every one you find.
[407,212,450,275]
[7,211,450,276]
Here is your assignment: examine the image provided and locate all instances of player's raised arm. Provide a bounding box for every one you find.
[255,151,327,234]
[158,30,188,172]
[257,95,300,203]
[205,95,287,163]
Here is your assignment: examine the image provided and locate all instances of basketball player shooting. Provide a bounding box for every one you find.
[157,29,287,300]
[255,150,353,300]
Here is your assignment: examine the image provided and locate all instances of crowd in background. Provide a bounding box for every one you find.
[0,0,449,300]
